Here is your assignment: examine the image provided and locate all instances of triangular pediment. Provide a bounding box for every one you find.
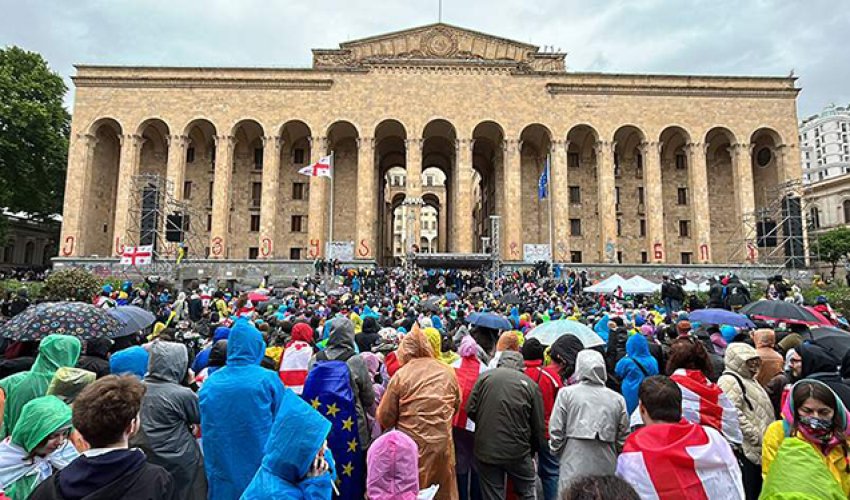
[313,23,566,72]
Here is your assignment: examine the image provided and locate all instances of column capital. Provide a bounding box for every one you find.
[404,138,423,150]
[550,139,568,154]
[502,139,522,154]
[638,140,662,156]
[214,134,235,148]
[261,135,284,150]
[594,140,615,156]
[456,138,475,152]
[685,142,709,156]
[357,136,375,150]
[77,133,99,149]
[119,134,145,148]
[307,135,327,151]
[729,142,754,156]
[167,134,189,149]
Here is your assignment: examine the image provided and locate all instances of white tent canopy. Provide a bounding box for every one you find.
[623,276,661,294]
[584,274,630,293]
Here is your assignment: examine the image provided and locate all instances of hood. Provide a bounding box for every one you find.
[146,341,188,384]
[327,317,356,350]
[799,343,840,378]
[497,351,525,371]
[752,328,776,349]
[32,334,82,375]
[209,339,228,367]
[423,327,443,359]
[262,389,331,483]
[290,322,314,344]
[83,337,112,359]
[398,328,434,365]
[227,318,266,366]
[626,333,651,358]
[575,349,606,385]
[724,342,760,379]
[109,346,149,379]
[362,316,380,335]
[366,430,419,500]
[496,331,520,352]
[11,395,71,452]
[212,326,231,342]
[781,379,850,434]
[47,367,96,404]
[550,334,584,379]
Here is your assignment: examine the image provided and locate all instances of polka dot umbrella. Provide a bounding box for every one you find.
[0,301,125,342]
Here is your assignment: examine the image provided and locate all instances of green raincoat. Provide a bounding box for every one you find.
[760,436,845,500]
[0,334,81,437]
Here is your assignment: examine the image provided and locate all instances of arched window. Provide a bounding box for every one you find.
[23,241,35,265]
[810,207,821,229]
[844,200,850,224]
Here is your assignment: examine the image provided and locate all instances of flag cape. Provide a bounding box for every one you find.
[278,340,312,395]
[671,369,743,444]
[451,356,488,431]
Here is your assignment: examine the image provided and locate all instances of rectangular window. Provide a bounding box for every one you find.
[637,186,645,205]
[292,182,305,200]
[206,214,212,232]
[681,252,693,265]
[641,251,648,263]
[570,218,582,236]
[568,186,581,204]
[639,218,646,237]
[250,214,260,232]
[568,152,580,169]
[570,251,582,263]
[186,146,195,163]
[677,187,688,205]
[253,148,263,170]
[293,148,305,164]
[183,181,192,199]
[248,247,259,260]
[617,218,622,236]
[617,251,623,263]
[615,187,621,205]
[251,182,262,208]
[291,215,304,232]
[290,248,302,260]
[675,153,687,170]
[679,220,691,237]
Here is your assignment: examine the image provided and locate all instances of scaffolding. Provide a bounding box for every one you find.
[725,178,812,278]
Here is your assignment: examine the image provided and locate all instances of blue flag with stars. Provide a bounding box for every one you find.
[538,156,550,199]
[302,358,365,499]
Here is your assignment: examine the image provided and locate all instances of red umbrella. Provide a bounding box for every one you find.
[247,292,270,303]
[805,306,835,326]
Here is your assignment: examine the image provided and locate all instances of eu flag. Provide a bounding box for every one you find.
[538,157,550,199]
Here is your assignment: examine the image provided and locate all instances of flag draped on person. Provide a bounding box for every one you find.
[538,157,549,199]
[671,368,743,444]
[299,154,333,178]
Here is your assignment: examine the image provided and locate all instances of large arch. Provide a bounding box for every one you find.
[750,127,783,210]
[612,125,646,263]
[519,124,552,248]
[276,120,312,260]
[422,119,457,251]
[563,125,599,263]
[324,121,360,249]
[181,119,217,257]
[471,121,504,253]
[83,118,123,256]
[659,126,692,263]
[375,119,408,266]
[704,127,738,262]
[227,119,264,259]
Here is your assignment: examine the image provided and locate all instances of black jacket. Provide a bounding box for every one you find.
[30,449,175,500]
[466,351,546,464]
[708,282,725,308]
[799,343,850,410]
[724,280,751,309]
[605,327,629,372]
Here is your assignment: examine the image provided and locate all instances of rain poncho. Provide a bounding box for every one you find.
[192,326,230,373]
[615,334,659,414]
[46,367,95,404]
[0,334,81,438]
[241,389,334,499]
[377,328,461,500]
[760,436,845,499]
[109,345,149,379]
[367,430,420,500]
[0,395,78,500]
[424,327,459,365]
[199,318,285,500]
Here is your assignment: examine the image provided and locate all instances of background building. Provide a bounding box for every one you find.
[800,103,850,184]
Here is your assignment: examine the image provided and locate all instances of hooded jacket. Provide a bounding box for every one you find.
[199,318,285,500]
[240,390,334,499]
[717,343,775,464]
[466,351,546,465]
[75,338,111,379]
[108,346,149,379]
[615,334,659,414]
[355,316,381,354]
[138,341,202,499]
[0,334,81,438]
[192,326,230,374]
[799,343,850,409]
[752,329,784,387]
[366,430,421,500]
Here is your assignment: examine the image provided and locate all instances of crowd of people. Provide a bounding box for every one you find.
[0,265,847,499]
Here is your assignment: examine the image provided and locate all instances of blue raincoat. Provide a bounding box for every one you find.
[192,326,231,373]
[593,314,611,342]
[241,390,336,499]
[200,318,285,500]
[109,346,149,379]
[615,334,659,413]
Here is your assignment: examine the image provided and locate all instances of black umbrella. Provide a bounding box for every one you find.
[805,327,850,360]
[421,297,442,313]
[501,293,522,305]
[739,300,821,324]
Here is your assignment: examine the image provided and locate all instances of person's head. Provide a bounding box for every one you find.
[665,337,713,378]
[561,474,640,500]
[787,348,802,378]
[12,396,72,460]
[72,375,146,448]
[521,337,546,362]
[638,375,682,425]
[47,367,97,404]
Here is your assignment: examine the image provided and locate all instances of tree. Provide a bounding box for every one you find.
[812,227,850,279]
[0,46,70,240]
[42,267,102,302]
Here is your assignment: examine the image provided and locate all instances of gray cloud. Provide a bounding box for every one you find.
[1,0,846,117]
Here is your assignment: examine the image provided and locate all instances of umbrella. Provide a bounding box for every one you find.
[421,297,442,313]
[469,286,486,294]
[444,292,459,302]
[467,312,512,330]
[526,319,605,348]
[0,302,124,341]
[805,327,850,360]
[501,293,522,305]
[247,292,270,303]
[108,305,156,338]
[327,288,346,297]
[282,286,301,294]
[688,309,755,328]
[740,300,822,324]
[804,306,834,326]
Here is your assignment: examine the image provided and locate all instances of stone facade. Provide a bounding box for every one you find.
[59,23,802,266]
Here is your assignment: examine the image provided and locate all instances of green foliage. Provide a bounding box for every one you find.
[0,46,70,240]
[0,279,43,298]
[42,268,102,302]
[812,227,850,278]
[802,285,850,317]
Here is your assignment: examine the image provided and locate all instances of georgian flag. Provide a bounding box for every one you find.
[617,422,744,500]
[120,245,153,266]
[298,155,333,177]
[451,356,489,432]
[278,340,313,394]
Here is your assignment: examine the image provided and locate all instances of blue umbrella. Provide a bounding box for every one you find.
[467,311,513,330]
[689,308,755,328]
[445,292,459,302]
[108,305,156,338]
[527,319,605,347]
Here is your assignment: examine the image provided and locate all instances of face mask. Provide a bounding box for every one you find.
[799,415,833,440]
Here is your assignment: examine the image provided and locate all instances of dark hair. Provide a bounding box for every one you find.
[666,337,713,378]
[72,375,145,448]
[791,380,849,472]
[561,475,640,500]
[639,376,682,423]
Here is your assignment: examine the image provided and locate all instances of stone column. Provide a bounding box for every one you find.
[356,136,376,260]
[453,138,474,253]
[405,138,423,251]
[731,143,757,262]
[307,136,328,259]
[60,133,98,257]
[259,136,282,258]
[550,140,569,262]
[595,140,618,263]
[165,135,188,200]
[640,141,664,263]
[502,139,523,261]
[112,134,144,256]
[686,142,712,263]
[209,135,235,259]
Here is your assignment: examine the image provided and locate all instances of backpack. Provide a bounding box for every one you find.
[302,350,364,499]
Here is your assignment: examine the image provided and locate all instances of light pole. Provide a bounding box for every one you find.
[402,196,424,271]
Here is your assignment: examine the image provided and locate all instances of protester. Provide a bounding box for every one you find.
[74,338,111,379]
[466,350,545,499]
[451,335,487,500]
[108,346,149,379]
[562,475,640,500]
[549,349,629,494]
[377,327,461,500]
[278,322,314,394]
[797,343,850,408]
[366,430,423,500]
[752,329,783,387]
[195,339,227,387]
[615,333,659,414]
[548,334,583,383]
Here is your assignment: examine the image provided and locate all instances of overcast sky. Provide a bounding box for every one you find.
[2,0,847,118]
